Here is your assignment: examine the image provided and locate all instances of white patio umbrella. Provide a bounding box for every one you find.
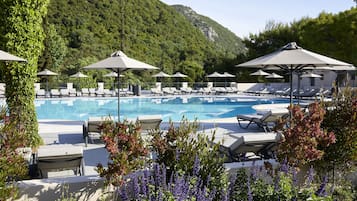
[0,50,27,62]
[300,72,322,78]
[70,72,88,90]
[206,72,223,87]
[250,70,271,76]
[152,71,171,78]
[221,72,236,87]
[37,69,58,97]
[172,72,188,88]
[237,42,352,104]
[70,72,88,78]
[266,73,283,79]
[84,50,158,121]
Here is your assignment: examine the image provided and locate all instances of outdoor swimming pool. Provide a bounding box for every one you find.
[35,96,290,121]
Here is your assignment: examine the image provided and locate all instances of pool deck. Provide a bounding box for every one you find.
[38,116,264,177]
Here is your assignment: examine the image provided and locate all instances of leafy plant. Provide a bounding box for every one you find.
[276,102,336,167]
[0,107,29,200]
[150,118,225,195]
[97,120,149,186]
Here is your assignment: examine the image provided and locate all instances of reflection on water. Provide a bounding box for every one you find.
[35,97,289,121]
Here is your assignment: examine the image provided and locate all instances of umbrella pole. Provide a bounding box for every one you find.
[289,71,293,105]
[117,71,121,122]
[46,77,49,98]
[297,73,301,105]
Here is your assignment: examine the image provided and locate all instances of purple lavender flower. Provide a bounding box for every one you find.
[316,175,328,197]
[306,166,314,187]
[132,176,140,200]
[193,155,200,176]
[247,174,253,201]
[292,167,298,186]
[280,158,289,173]
[119,184,129,201]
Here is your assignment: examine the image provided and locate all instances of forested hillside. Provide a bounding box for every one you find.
[171,5,246,58]
[40,0,231,85]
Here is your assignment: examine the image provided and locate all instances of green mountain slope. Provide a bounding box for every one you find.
[41,0,232,84]
[171,5,246,58]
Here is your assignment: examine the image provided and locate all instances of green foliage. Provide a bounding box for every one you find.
[276,102,336,167]
[0,107,29,200]
[319,88,357,172]
[150,118,226,195]
[0,0,49,147]
[97,120,149,186]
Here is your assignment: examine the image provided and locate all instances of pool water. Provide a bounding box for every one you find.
[35,96,290,121]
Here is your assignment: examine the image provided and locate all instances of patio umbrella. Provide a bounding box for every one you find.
[104,71,123,90]
[70,72,88,89]
[84,50,158,121]
[172,72,188,88]
[221,72,236,87]
[0,50,27,62]
[37,69,58,97]
[300,72,322,78]
[152,71,171,78]
[237,42,352,104]
[250,70,271,76]
[266,73,283,79]
[206,72,223,87]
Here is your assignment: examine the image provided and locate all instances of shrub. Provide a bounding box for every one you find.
[276,102,336,167]
[150,118,226,195]
[97,120,149,186]
[0,107,29,200]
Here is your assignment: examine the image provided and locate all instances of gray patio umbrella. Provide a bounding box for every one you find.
[266,72,283,79]
[206,72,223,87]
[221,72,235,87]
[84,50,158,121]
[300,72,322,78]
[250,70,271,76]
[237,42,352,104]
[172,72,188,88]
[70,72,88,90]
[37,69,58,97]
[0,50,27,62]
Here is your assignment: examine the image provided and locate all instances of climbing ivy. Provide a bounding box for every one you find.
[0,0,49,147]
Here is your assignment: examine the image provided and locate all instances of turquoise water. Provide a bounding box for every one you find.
[35,96,290,121]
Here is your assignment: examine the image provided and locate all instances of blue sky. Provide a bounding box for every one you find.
[160,0,355,38]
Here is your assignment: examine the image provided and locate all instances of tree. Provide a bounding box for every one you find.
[0,0,49,147]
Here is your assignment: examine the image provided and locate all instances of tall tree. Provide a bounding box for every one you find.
[0,0,49,147]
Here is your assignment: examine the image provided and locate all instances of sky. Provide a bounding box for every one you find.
[160,0,355,38]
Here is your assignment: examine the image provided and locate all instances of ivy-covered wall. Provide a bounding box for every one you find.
[0,0,49,147]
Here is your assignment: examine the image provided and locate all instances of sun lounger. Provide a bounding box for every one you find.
[36,89,46,98]
[60,89,69,97]
[68,88,77,97]
[82,116,113,146]
[136,115,162,132]
[36,145,84,178]
[217,132,283,162]
[237,110,288,132]
[50,89,60,97]
[89,88,96,96]
[81,88,89,96]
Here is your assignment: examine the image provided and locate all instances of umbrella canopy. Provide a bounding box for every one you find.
[152,71,171,78]
[250,70,271,76]
[37,69,58,76]
[222,72,235,78]
[83,50,159,121]
[0,50,27,62]
[237,42,352,104]
[300,72,322,78]
[70,72,88,78]
[171,72,188,78]
[206,72,223,78]
[104,71,124,77]
[266,73,283,79]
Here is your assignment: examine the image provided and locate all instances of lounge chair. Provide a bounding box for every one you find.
[68,88,77,97]
[237,110,288,132]
[217,132,283,162]
[50,89,60,97]
[136,115,162,132]
[89,88,96,96]
[81,88,89,96]
[36,145,84,178]
[82,116,113,146]
[36,89,46,98]
[60,89,69,97]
